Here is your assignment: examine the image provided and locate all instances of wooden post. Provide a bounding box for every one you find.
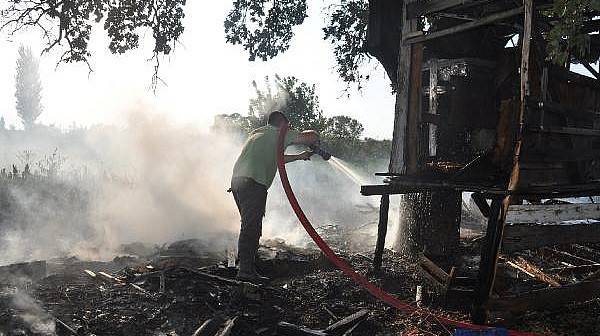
[389,0,419,174]
[373,194,390,272]
[472,0,533,323]
[472,198,506,323]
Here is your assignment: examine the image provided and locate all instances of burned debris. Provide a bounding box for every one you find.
[362,0,600,329]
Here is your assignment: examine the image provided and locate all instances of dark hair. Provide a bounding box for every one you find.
[267,111,288,126]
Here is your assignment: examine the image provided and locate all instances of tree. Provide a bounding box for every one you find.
[2,1,599,89]
[224,0,369,90]
[321,115,364,160]
[546,0,600,65]
[249,75,327,131]
[15,45,43,130]
[0,117,5,130]
[0,0,186,88]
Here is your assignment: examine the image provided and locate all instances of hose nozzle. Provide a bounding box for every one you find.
[310,145,332,161]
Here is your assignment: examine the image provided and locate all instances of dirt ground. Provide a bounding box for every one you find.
[1,237,599,336]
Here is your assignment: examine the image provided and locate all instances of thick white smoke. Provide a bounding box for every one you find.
[0,108,389,264]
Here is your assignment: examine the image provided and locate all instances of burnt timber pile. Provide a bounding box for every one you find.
[363,0,600,324]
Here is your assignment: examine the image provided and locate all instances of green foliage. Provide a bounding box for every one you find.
[15,46,43,130]
[224,0,308,61]
[249,75,327,131]
[1,0,186,87]
[224,0,370,90]
[322,0,369,88]
[212,112,260,137]
[546,0,600,64]
[215,75,389,170]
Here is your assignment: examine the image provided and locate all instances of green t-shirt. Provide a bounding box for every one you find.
[232,125,299,188]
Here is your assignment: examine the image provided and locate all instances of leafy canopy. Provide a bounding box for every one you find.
[224,0,369,90]
[0,0,186,88]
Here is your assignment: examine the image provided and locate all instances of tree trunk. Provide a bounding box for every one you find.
[394,190,461,260]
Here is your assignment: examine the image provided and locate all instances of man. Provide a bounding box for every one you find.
[230,111,319,283]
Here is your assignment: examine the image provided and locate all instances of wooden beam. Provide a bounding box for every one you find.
[471,193,491,218]
[489,280,600,312]
[324,309,369,334]
[473,2,534,323]
[582,62,600,79]
[505,256,562,287]
[362,180,600,198]
[373,194,390,272]
[506,203,600,223]
[277,322,327,336]
[361,181,506,196]
[405,6,523,45]
[407,0,466,18]
[407,43,424,174]
[389,1,419,174]
[584,268,600,281]
[527,126,600,137]
[419,254,450,284]
[502,223,600,253]
[547,264,600,273]
[536,100,600,123]
[472,198,506,323]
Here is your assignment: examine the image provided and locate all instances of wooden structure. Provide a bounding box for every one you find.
[363,0,600,323]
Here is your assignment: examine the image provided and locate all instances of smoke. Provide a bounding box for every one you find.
[81,111,241,257]
[0,107,390,264]
[8,289,56,335]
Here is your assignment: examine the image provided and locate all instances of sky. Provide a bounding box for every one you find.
[0,1,396,139]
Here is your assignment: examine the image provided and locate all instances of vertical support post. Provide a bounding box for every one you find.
[389,0,419,174]
[472,198,504,323]
[472,0,533,323]
[373,194,390,272]
[407,43,424,173]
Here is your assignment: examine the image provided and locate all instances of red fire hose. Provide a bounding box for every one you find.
[276,123,541,336]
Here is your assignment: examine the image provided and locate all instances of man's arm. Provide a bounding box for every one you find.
[284,151,314,163]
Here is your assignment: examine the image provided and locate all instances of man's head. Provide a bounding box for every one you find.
[267,111,289,127]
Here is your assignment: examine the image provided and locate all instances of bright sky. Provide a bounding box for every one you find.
[0,1,396,139]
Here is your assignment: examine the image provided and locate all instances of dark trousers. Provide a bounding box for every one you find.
[231,177,267,273]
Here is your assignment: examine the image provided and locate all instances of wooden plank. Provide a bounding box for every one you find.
[506,203,600,223]
[547,264,600,273]
[324,309,369,334]
[407,43,424,174]
[406,0,480,18]
[472,198,506,323]
[502,223,600,252]
[373,194,390,272]
[419,254,450,284]
[471,193,491,218]
[505,256,562,287]
[584,268,600,281]
[405,7,523,45]
[527,126,600,137]
[362,180,600,198]
[361,181,505,196]
[540,101,600,122]
[489,280,600,312]
[277,322,327,336]
[389,1,418,174]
